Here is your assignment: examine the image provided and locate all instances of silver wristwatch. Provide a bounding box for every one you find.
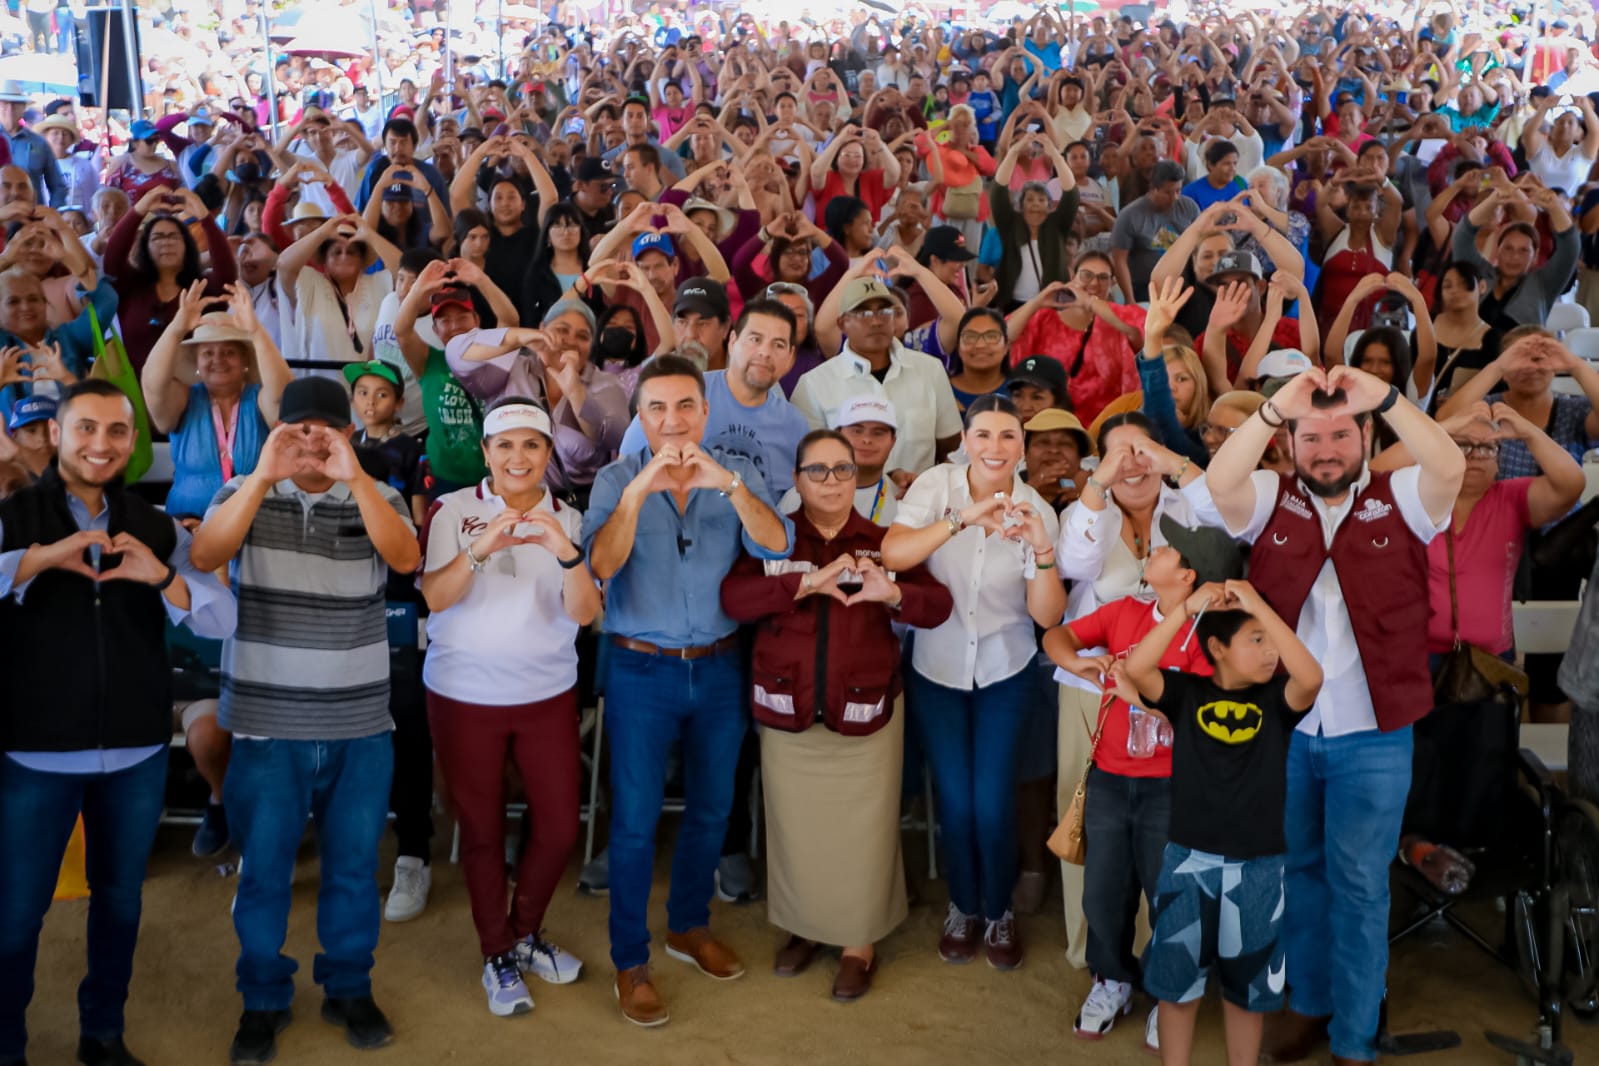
[720,472,742,498]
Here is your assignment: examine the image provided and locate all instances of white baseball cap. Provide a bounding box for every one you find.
[481,402,553,439]
[1255,348,1313,380]
[831,394,898,430]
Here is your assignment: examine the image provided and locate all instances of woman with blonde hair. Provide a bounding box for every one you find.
[1135,278,1211,465]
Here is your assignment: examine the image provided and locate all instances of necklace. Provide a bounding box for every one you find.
[813,513,848,540]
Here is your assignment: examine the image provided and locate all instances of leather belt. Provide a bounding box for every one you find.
[610,634,740,660]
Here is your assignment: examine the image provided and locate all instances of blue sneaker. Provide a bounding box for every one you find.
[482,954,534,1017]
[192,801,229,858]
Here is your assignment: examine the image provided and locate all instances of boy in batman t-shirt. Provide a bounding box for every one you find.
[1124,579,1323,1066]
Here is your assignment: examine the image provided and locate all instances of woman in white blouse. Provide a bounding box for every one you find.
[881,394,1066,972]
[420,398,601,1018]
[1051,410,1207,968]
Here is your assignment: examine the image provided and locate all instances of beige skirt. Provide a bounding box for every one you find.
[760,708,908,947]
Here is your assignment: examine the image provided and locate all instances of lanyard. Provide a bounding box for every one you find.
[867,476,887,524]
[211,399,240,482]
[333,284,364,355]
[1024,238,1042,287]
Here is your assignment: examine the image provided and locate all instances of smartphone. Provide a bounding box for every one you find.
[1054,289,1076,306]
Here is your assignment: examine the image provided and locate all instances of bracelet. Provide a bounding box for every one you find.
[1035,560,1057,571]
[1085,476,1108,496]
[1259,401,1286,428]
[558,551,586,570]
[1174,456,1191,481]
[154,563,178,591]
[464,543,487,572]
[1376,384,1401,414]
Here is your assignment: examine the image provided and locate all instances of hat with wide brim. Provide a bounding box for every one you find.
[181,313,261,381]
[682,196,736,241]
[0,81,32,104]
[34,114,77,138]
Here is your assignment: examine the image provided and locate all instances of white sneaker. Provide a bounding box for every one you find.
[1145,1004,1160,1053]
[384,856,430,922]
[1073,977,1133,1039]
[513,932,584,985]
[481,954,534,1017]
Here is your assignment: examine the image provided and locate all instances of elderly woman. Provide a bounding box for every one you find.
[1240,165,1313,287]
[983,134,1078,310]
[721,430,952,1001]
[277,213,401,367]
[881,395,1066,971]
[1006,263,1145,426]
[446,299,630,508]
[421,397,600,1017]
[919,105,997,250]
[103,185,236,372]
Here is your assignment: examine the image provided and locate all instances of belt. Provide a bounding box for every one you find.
[610,634,740,660]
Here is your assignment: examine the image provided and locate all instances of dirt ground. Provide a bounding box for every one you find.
[20,822,1599,1066]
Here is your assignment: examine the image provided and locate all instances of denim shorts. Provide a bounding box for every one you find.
[1141,843,1287,1012]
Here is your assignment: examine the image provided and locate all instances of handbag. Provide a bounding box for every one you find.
[941,176,985,220]
[1047,690,1113,866]
[1432,527,1529,707]
[84,300,154,484]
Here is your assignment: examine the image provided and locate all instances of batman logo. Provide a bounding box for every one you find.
[1196,700,1263,744]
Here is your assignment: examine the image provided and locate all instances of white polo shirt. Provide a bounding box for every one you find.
[422,481,586,706]
[788,340,963,478]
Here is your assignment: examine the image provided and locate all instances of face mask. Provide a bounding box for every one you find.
[235,159,263,183]
[599,327,636,360]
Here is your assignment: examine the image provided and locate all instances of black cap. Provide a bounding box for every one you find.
[278,377,352,429]
[1158,514,1244,587]
[921,224,975,262]
[673,277,730,320]
[1008,354,1068,397]
[576,157,614,183]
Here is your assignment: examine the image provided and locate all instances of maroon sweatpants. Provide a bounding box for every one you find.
[427,688,580,957]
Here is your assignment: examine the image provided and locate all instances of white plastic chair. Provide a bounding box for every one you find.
[1561,327,1599,363]
[1546,303,1591,336]
[1512,600,1581,656]
[141,440,174,485]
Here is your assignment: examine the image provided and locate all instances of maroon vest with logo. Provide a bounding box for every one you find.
[1247,471,1434,732]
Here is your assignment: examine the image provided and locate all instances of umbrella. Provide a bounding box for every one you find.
[278,6,374,58]
[0,52,78,95]
[281,31,369,59]
[269,2,373,42]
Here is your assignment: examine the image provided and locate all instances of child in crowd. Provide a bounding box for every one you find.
[1123,577,1323,1066]
[346,358,427,525]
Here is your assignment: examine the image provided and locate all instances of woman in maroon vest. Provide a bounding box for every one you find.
[721,430,952,1002]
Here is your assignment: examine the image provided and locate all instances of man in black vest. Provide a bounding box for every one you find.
[0,380,237,1066]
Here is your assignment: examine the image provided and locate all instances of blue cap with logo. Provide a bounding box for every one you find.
[8,394,55,432]
[631,232,675,260]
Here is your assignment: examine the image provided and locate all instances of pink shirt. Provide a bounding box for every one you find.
[1426,478,1533,655]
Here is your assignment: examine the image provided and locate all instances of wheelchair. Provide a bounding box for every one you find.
[1385,691,1599,1066]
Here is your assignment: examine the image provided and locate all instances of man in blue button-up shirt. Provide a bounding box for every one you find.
[582,353,791,1027]
[0,87,64,207]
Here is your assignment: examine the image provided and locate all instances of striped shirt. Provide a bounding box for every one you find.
[207,476,415,740]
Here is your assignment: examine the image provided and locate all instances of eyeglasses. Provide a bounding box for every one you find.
[1076,270,1113,284]
[1455,441,1501,458]
[798,461,858,483]
[961,329,1004,345]
[847,308,895,320]
[1200,421,1238,440]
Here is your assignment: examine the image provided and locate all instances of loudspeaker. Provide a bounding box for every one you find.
[75,7,142,111]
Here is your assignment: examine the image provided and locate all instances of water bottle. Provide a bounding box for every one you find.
[1126,707,1173,759]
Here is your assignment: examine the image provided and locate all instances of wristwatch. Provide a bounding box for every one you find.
[720,472,743,498]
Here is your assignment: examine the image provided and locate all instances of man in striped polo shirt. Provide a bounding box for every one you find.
[191,377,421,1066]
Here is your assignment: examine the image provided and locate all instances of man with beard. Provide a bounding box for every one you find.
[0,380,236,1066]
[1198,365,1464,1066]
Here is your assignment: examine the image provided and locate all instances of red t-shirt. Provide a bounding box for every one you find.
[1426,478,1533,655]
[811,168,895,227]
[1066,596,1213,778]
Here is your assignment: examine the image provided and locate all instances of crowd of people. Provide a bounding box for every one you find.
[3,0,1599,1065]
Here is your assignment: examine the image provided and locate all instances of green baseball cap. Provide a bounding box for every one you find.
[342,359,404,395]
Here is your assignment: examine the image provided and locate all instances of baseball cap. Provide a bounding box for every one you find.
[1211,250,1264,282]
[429,286,476,315]
[342,359,403,395]
[1255,347,1313,380]
[831,394,898,430]
[1158,513,1245,587]
[1022,407,1093,456]
[129,119,158,141]
[921,225,975,263]
[576,157,614,183]
[840,277,895,313]
[7,394,54,432]
[1008,355,1068,397]
[381,182,412,202]
[277,376,352,428]
[187,106,215,127]
[673,277,730,320]
[632,232,676,261]
[482,400,553,440]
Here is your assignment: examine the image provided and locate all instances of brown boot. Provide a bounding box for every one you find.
[1260,1010,1330,1063]
[614,965,669,1027]
[665,927,745,980]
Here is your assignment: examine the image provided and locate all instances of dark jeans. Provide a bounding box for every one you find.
[909,666,1032,921]
[1083,766,1171,985]
[225,734,394,1010]
[389,647,433,861]
[604,646,747,971]
[0,749,168,1059]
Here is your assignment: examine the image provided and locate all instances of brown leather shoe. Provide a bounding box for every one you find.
[831,953,878,1002]
[614,965,669,1028]
[665,927,745,981]
[937,903,982,964]
[773,935,819,978]
[1260,1010,1330,1063]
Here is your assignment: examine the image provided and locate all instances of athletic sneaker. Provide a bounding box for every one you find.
[1145,1004,1160,1053]
[192,800,230,858]
[383,856,430,922]
[715,852,759,903]
[482,954,534,1017]
[513,932,584,985]
[578,848,608,895]
[1073,977,1133,1039]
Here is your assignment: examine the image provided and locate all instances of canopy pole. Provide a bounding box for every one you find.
[117,0,138,116]
[259,4,280,140]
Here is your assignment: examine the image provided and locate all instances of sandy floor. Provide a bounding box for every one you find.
[20,823,1599,1066]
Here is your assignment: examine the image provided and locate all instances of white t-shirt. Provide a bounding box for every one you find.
[1529,142,1596,196]
[422,482,586,705]
[371,290,439,438]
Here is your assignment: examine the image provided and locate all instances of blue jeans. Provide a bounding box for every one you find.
[604,646,747,971]
[224,734,394,1010]
[909,667,1032,920]
[0,749,168,1059]
[1281,727,1413,1061]
[1083,767,1171,985]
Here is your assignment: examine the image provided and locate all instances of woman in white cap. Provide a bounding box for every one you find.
[421,396,600,1017]
[140,278,292,522]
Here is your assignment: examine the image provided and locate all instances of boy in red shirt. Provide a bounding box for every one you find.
[1043,517,1243,1050]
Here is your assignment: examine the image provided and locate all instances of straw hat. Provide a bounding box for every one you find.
[182,313,261,382]
[34,114,78,139]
